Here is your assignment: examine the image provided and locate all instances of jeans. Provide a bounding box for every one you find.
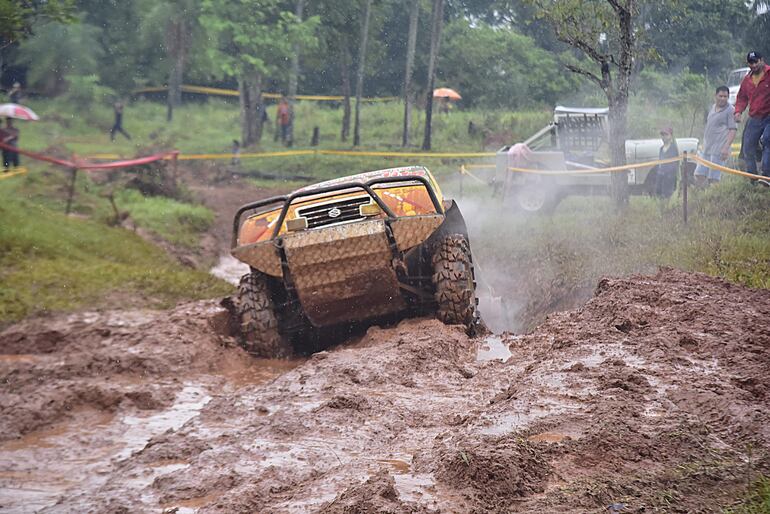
[743,115,770,176]
[694,152,726,181]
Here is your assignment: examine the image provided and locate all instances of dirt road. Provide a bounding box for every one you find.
[2,266,769,512]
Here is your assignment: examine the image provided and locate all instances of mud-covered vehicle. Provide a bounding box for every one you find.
[496,106,698,212]
[227,166,479,356]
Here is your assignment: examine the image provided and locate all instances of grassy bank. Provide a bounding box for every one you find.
[0,192,232,323]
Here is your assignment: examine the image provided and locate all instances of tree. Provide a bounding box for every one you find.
[353,0,373,146]
[528,0,637,206]
[422,0,445,151]
[401,0,419,147]
[14,16,101,95]
[0,0,75,49]
[201,0,318,147]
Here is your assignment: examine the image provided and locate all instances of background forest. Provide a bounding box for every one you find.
[2,0,769,112]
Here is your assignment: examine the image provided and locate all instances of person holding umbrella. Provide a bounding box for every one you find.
[1,118,20,170]
[0,103,39,171]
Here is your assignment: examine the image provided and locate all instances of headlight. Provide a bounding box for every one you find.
[374,185,437,216]
[238,215,271,244]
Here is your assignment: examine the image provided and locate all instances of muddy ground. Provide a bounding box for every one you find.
[1,171,769,513]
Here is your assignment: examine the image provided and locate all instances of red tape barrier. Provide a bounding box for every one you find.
[0,141,177,170]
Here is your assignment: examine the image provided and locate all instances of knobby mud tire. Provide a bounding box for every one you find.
[235,272,292,358]
[432,235,479,334]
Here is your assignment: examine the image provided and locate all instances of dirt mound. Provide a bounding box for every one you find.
[1,268,769,512]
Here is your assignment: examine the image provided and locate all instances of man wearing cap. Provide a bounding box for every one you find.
[734,51,770,179]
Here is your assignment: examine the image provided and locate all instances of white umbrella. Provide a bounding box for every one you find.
[0,103,39,121]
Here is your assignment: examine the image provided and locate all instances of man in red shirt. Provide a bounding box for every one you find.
[734,51,770,178]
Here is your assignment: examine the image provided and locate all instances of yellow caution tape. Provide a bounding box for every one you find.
[317,149,495,158]
[506,156,682,175]
[133,85,398,102]
[458,165,488,185]
[178,150,316,160]
[465,164,495,169]
[689,154,769,180]
[0,167,28,180]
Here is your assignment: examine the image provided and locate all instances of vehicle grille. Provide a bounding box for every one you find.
[297,196,371,229]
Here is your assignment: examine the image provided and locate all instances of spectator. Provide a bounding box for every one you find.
[733,51,770,180]
[2,118,20,169]
[8,82,23,104]
[653,126,679,198]
[277,96,292,146]
[232,139,241,166]
[110,101,132,142]
[694,85,737,186]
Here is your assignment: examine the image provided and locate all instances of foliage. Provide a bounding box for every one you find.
[14,15,102,95]
[60,74,116,109]
[439,19,579,108]
[641,0,752,75]
[0,0,75,46]
[200,0,319,81]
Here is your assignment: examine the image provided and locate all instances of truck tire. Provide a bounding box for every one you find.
[234,272,292,358]
[432,235,478,332]
[513,184,560,213]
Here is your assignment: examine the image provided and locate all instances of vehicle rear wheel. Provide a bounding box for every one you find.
[234,272,292,358]
[432,235,479,333]
[513,184,560,213]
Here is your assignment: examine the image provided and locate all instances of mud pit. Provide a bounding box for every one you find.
[2,267,769,512]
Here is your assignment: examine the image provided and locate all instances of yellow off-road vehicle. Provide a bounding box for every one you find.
[228,166,479,356]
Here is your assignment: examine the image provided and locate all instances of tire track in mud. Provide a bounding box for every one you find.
[1,268,767,512]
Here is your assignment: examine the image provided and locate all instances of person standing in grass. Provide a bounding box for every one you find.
[733,51,770,180]
[110,101,131,142]
[694,85,737,186]
[8,82,23,104]
[277,96,292,146]
[653,126,679,198]
[2,118,20,169]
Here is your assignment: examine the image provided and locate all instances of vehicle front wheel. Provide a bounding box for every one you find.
[432,235,479,333]
[233,272,292,358]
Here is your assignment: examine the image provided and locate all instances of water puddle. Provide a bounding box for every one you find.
[163,492,223,514]
[476,336,512,362]
[376,458,411,474]
[0,384,211,512]
[210,254,249,285]
[0,354,41,364]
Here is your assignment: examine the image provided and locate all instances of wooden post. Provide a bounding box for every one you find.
[65,168,78,215]
[311,126,319,146]
[681,151,688,225]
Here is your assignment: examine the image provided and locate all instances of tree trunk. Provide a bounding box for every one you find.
[166,19,186,122]
[239,72,263,147]
[288,0,304,99]
[608,0,634,207]
[353,0,373,147]
[402,0,419,147]
[608,92,629,206]
[340,47,352,142]
[422,0,444,151]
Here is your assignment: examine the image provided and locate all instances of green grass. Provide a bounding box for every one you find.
[725,475,770,514]
[0,191,232,323]
[114,189,214,248]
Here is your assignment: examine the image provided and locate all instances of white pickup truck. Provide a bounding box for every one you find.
[727,67,749,105]
[495,106,698,212]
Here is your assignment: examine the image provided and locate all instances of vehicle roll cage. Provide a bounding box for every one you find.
[232,175,444,248]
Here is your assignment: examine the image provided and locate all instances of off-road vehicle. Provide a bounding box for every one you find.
[495,106,699,212]
[228,166,479,356]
